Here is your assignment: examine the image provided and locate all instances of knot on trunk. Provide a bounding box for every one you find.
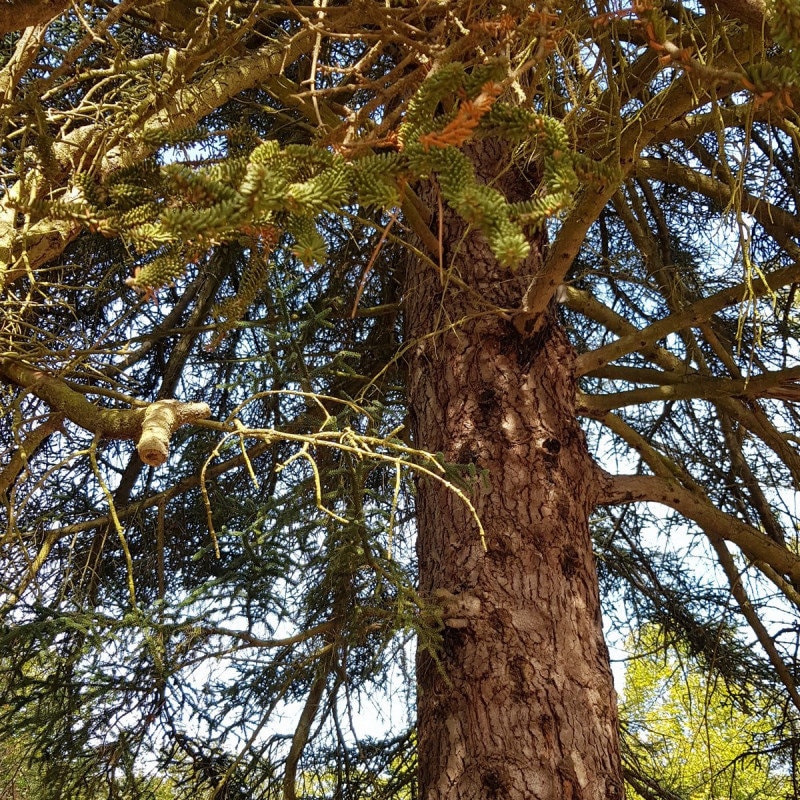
[432,588,481,629]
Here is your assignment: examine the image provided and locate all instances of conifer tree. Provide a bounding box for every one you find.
[2,2,800,799]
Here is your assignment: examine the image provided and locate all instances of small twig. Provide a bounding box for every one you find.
[90,436,137,608]
[350,209,399,318]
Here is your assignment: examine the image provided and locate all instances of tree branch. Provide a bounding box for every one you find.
[567,286,800,482]
[578,365,800,413]
[0,0,70,34]
[515,32,755,332]
[575,260,800,374]
[598,471,800,583]
[699,0,768,30]
[0,28,317,287]
[707,533,800,711]
[0,22,46,101]
[637,157,800,250]
[0,412,63,498]
[0,359,209,466]
[0,436,273,553]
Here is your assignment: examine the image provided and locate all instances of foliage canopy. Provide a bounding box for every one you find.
[622,625,793,800]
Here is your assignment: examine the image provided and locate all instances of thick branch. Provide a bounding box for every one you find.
[282,654,333,800]
[699,0,768,29]
[582,365,697,384]
[110,30,316,169]
[564,286,686,375]
[0,22,45,101]
[0,0,70,34]
[598,472,800,583]
[0,359,209,466]
[0,29,317,286]
[136,401,210,467]
[604,467,800,707]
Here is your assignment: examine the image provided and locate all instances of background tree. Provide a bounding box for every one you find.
[2,1,800,799]
[622,625,793,800]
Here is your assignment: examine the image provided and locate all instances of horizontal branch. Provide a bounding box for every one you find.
[598,471,800,583]
[200,621,337,650]
[578,365,800,413]
[0,359,209,466]
[581,364,697,384]
[566,288,800,482]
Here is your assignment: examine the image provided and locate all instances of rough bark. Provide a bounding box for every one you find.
[405,140,623,800]
[0,0,70,35]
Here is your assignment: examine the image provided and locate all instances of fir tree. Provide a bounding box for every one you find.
[2,2,800,799]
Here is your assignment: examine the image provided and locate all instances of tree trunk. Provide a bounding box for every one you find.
[405,140,623,800]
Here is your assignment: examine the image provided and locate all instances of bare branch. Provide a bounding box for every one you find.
[575,260,800,375]
[0,359,209,466]
[598,470,800,583]
[638,157,800,252]
[516,33,755,333]
[578,366,800,413]
[707,534,800,712]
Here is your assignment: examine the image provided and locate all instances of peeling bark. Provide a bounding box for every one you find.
[406,140,623,800]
